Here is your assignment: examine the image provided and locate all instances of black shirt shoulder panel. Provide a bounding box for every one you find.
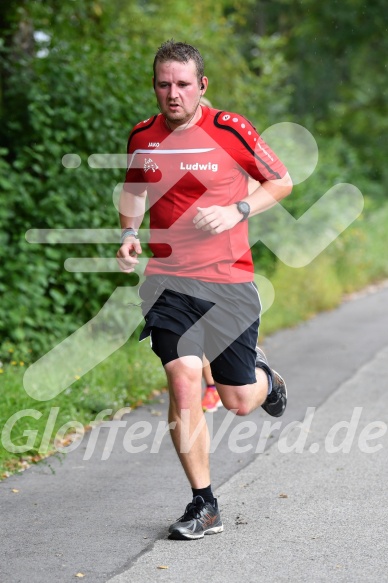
[214,111,257,157]
[214,111,282,180]
[127,115,158,151]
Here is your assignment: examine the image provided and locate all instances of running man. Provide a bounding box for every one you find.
[117,40,292,540]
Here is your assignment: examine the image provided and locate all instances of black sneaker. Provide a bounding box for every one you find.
[256,346,287,417]
[168,496,223,540]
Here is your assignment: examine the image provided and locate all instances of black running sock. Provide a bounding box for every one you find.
[192,485,215,506]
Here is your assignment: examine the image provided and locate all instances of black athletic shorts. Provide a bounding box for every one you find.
[138,275,261,386]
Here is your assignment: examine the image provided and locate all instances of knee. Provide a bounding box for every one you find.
[222,397,252,417]
[234,405,253,417]
[166,362,202,411]
[231,404,252,417]
[169,377,196,410]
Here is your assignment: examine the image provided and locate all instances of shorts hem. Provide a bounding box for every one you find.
[212,373,257,387]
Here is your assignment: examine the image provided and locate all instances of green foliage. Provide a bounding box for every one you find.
[253,0,388,190]
[0,0,153,357]
[262,254,343,334]
[330,206,388,291]
[261,203,388,337]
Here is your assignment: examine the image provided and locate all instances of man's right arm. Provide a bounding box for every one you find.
[116,188,146,274]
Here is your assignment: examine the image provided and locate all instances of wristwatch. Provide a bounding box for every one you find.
[235,200,250,222]
[120,227,139,245]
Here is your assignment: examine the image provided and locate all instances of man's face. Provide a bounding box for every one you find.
[154,59,205,129]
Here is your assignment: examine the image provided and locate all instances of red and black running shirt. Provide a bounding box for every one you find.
[124,106,287,283]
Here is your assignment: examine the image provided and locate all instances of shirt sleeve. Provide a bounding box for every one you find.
[213,111,288,182]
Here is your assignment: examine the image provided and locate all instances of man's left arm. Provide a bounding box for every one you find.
[193,172,292,235]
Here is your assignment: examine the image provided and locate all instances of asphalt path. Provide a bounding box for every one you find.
[1,283,388,582]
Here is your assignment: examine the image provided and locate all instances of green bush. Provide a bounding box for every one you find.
[0,3,154,357]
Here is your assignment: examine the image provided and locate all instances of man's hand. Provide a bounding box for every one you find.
[193,205,242,235]
[116,236,142,273]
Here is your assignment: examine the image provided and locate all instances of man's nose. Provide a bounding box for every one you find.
[169,84,179,99]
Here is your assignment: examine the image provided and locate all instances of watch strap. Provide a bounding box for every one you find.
[120,228,139,244]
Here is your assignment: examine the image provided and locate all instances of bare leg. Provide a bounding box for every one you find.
[165,355,269,491]
[165,355,210,488]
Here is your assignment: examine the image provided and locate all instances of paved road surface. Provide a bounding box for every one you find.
[1,284,388,582]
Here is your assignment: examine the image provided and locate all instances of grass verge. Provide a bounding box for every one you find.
[0,340,166,478]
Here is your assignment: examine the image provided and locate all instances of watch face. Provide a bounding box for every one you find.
[238,201,250,214]
[237,201,250,220]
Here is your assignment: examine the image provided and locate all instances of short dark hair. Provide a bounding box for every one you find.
[153,39,204,84]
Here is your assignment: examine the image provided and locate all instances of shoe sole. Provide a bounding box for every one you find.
[168,525,224,540]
